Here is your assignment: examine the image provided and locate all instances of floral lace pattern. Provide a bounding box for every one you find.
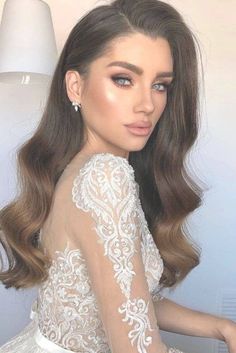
[37,246,110,352]
[71,153,162,352]
[0,153,184,353]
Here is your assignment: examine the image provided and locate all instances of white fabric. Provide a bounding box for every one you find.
[35,328,75,353]
[0,153,184,353]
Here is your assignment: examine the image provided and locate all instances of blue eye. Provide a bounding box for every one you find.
[112,76,131,87]
[111,75,170,92]
[153,83,169,92]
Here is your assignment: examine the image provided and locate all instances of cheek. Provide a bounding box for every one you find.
[87,79,121,115]
[84,81,131,129]
[154,94,167,115]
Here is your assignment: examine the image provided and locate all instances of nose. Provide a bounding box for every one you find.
[134,86,155,115]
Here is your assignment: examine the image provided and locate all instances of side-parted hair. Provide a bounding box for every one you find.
[0,0,205,289]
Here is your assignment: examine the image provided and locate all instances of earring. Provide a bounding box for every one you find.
[72,101,82,112]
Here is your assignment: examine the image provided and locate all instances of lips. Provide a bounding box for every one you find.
[125,122,152,136]
[125,121,152,128]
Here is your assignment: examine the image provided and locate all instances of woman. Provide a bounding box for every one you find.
[0,0,235,352]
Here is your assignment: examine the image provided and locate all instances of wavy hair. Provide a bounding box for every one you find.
[0,0,205,288]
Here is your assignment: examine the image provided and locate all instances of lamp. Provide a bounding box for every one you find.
[0,0,57,84]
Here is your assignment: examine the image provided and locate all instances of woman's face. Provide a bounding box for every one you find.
[67,32,174,158]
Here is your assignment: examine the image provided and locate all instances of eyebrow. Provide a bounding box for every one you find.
[106,61,174,79]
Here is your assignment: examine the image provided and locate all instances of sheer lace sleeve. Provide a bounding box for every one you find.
[70,153,168,353]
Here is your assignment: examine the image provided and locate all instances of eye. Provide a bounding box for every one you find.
[153,82,170,92]
[111,76,132,87]
[111,75,172,92]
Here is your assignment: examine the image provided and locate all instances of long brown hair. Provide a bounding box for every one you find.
[0,0,205,289]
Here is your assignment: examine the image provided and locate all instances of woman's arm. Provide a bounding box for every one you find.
[153,297,236,352]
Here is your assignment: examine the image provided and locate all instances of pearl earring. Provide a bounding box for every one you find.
[72,101,82,112]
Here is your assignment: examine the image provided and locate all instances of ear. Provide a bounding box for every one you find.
[65,70,84,103]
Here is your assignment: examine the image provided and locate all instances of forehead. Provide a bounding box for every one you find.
[97,32,173,70]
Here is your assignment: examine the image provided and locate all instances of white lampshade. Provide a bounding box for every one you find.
[0,0,58,84]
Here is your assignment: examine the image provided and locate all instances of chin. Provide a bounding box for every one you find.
[127,143,148,153]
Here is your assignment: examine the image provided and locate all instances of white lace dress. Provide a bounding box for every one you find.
[0,153,184,353]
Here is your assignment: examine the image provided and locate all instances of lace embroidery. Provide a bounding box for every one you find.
[0,153,185,353]
[118,298,153,349]
[37,247,110,352]
[72,153,156,353]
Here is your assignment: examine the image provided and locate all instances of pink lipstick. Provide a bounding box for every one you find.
[125,121,152,136]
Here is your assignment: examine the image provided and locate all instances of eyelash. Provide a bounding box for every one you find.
[111,75,171,92]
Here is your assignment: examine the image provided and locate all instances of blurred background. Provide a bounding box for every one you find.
[0,1,235,352]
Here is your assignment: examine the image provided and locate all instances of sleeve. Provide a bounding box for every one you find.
[71,154,168,353]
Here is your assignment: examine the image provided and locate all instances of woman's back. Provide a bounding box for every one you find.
[1,153,169,353]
